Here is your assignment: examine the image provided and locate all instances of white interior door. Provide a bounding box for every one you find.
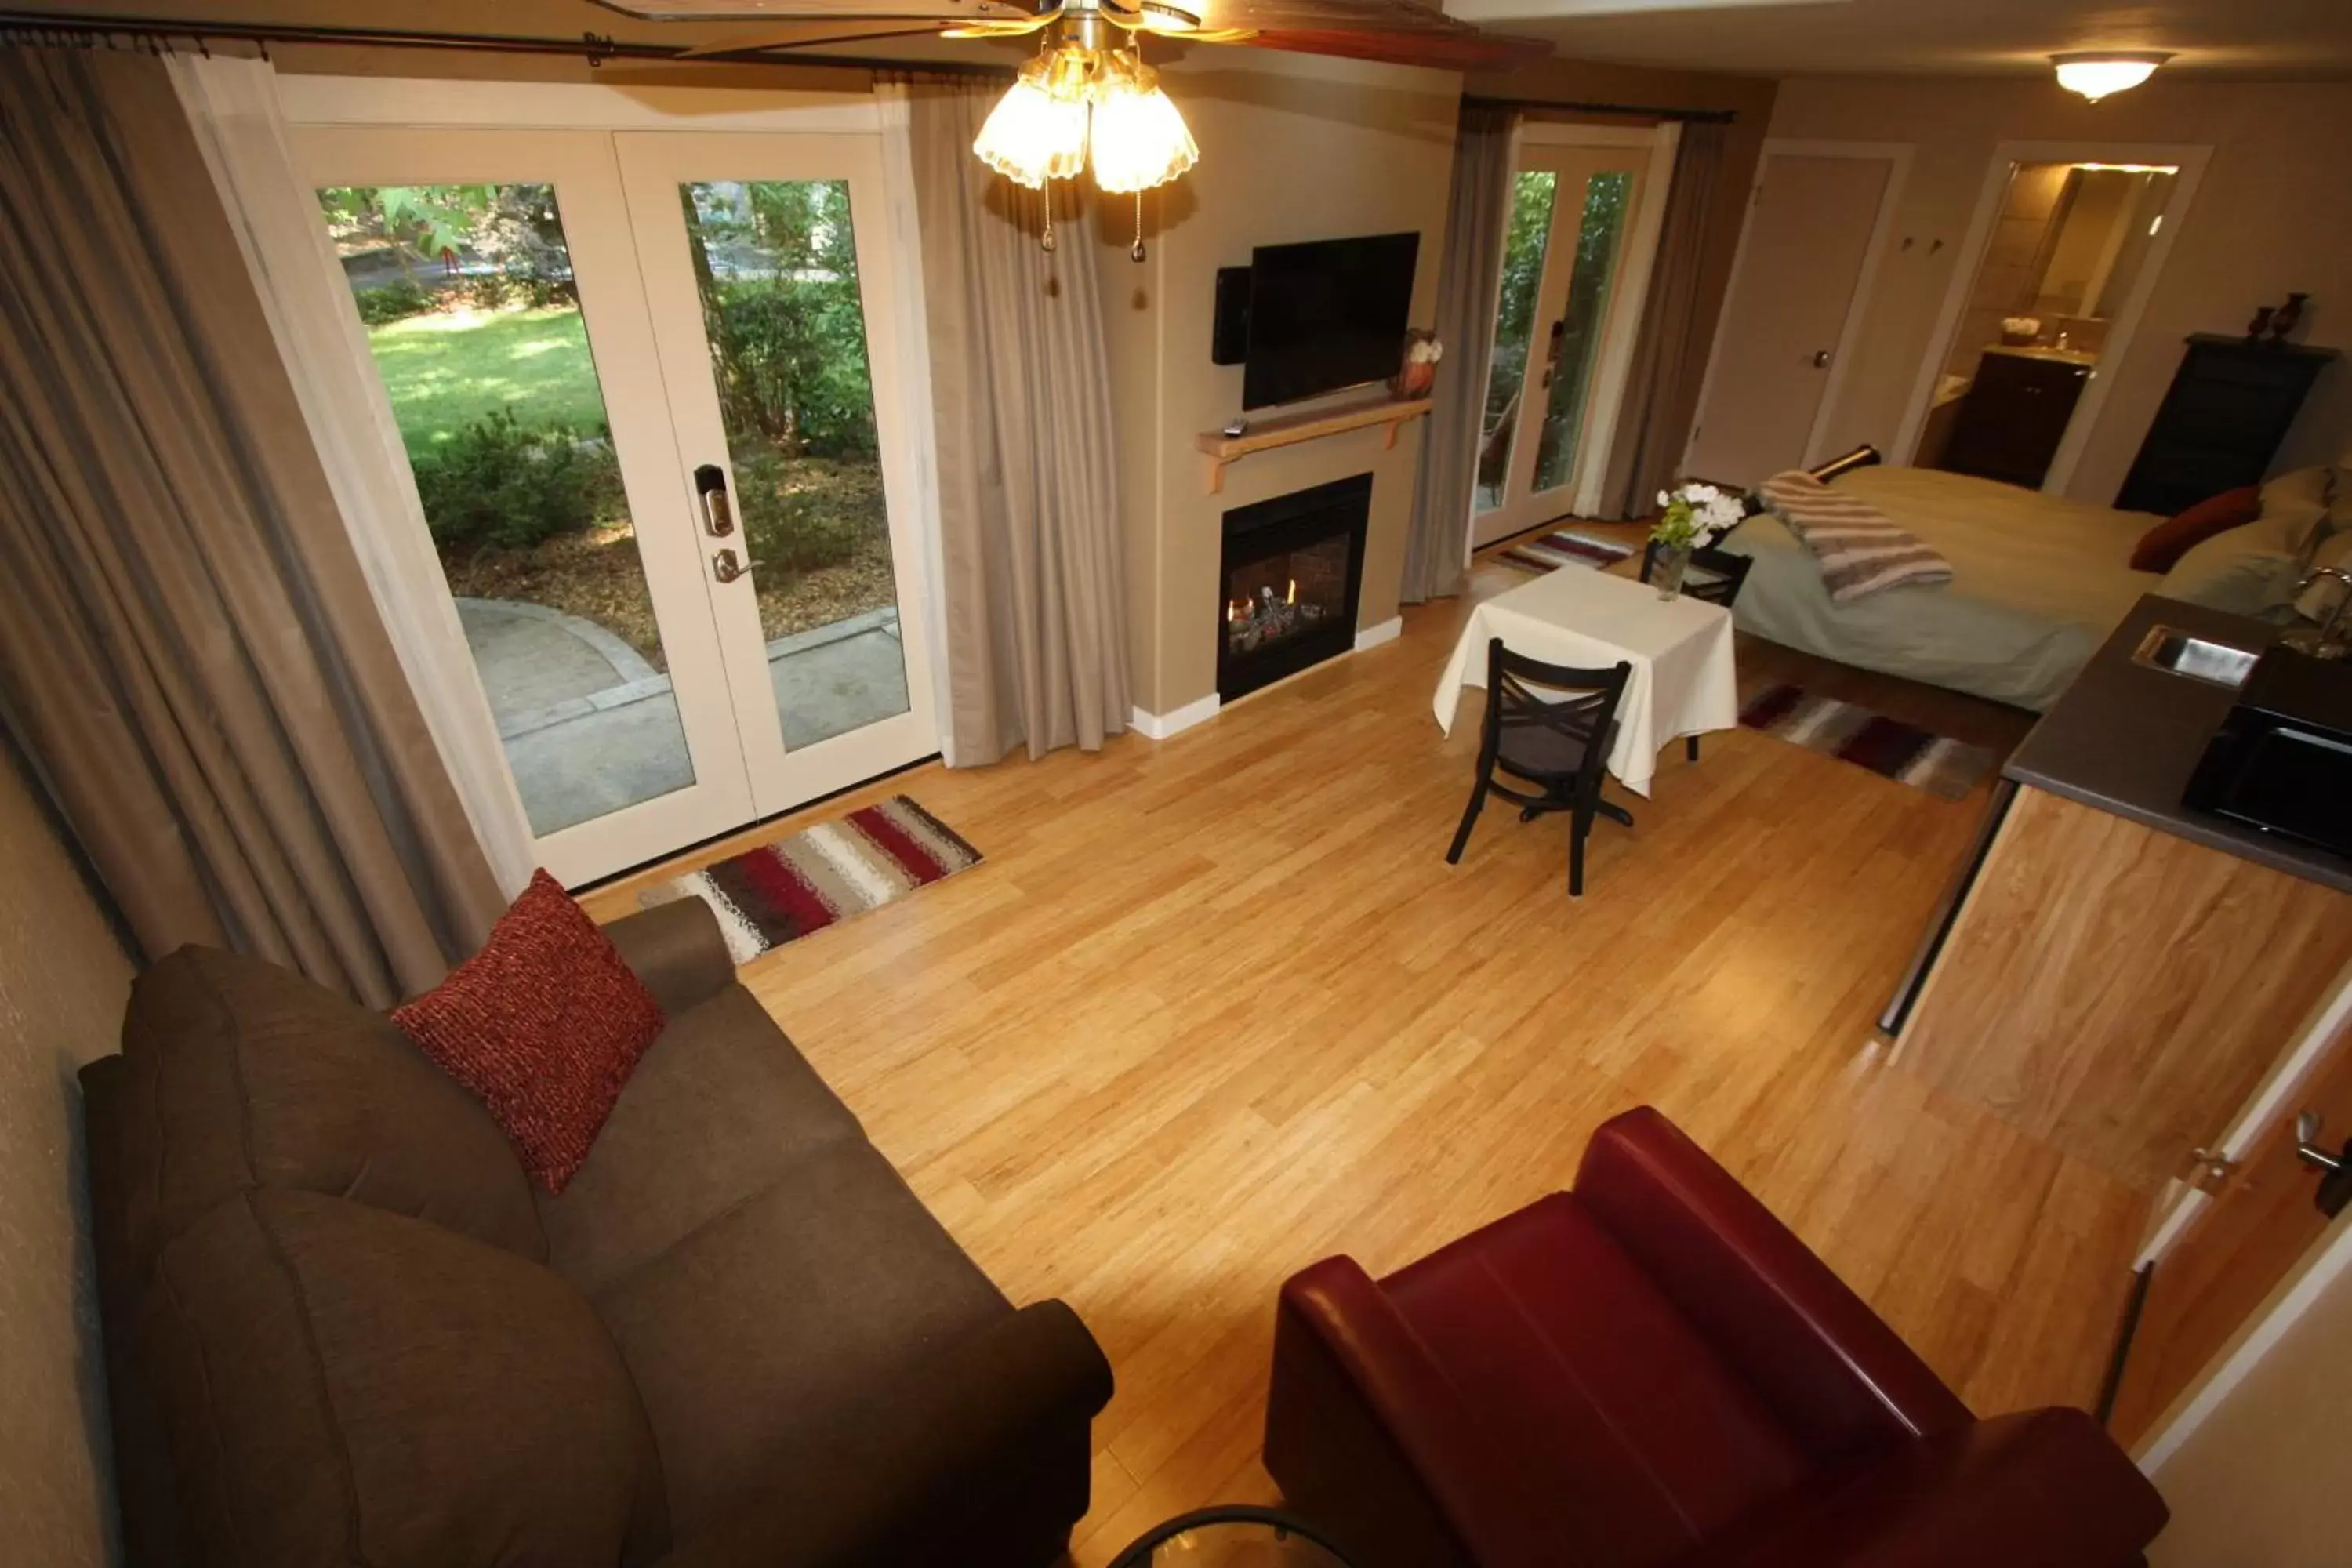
[1472,144,1650,548]
[296,123,936,886]
[1683,150,1895,487]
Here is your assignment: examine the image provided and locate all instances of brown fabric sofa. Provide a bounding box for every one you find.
[81,898,1112,1568]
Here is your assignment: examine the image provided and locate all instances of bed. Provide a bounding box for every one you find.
[1718,465,2165,713]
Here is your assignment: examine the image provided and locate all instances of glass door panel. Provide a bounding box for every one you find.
[1475,170,1559,515]
[320,180,695,837]
[616,132,938,820]
[1530,170,1634,495]
[296,127,760,887]
[1471,146,1650,550]
[673,179,911,750]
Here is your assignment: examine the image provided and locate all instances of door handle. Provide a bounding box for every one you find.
[2296,1111,2346,1171]
[711,547,758,585]
[694,463,735,538]
[2296,1112,2352,1220]
[1810,350,1831,368]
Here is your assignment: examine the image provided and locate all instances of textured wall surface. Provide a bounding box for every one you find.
[0,754,133,1567]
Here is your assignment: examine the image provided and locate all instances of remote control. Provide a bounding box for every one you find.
[1222,416,1250,437]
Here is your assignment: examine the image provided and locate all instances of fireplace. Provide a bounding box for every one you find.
[1218,473,1371,702]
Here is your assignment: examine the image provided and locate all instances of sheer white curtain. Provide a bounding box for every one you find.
[165,53,535,894]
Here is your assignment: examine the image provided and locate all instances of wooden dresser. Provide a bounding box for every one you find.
[2115,335,2337,516]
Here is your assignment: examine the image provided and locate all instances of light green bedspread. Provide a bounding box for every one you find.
[1718,466,2162,713]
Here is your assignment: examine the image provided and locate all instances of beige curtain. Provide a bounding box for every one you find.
[0,45,503,1005]
[1402,105,1515,604]
[1598,119,1729,521]
[882,73,1130,765]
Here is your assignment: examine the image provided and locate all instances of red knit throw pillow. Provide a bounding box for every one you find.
[2132,485,2263,572]
[393,870,665,1195]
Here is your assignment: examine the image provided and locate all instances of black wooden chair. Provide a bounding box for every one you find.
[1640,541,1755,761]
[1445,639,1633,898]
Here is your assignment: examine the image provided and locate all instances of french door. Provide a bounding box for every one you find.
[1472,143,1650,548]
[298,126,935,886]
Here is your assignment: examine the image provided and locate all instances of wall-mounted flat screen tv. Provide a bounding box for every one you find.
[1242,231,1420,411]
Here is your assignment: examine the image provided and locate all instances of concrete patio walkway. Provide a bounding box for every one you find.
[459,597,909,837]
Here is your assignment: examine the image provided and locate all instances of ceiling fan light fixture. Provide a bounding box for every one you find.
[1090,60,1199,194]
[2051,50,2172,102]
[974,56,1089,188]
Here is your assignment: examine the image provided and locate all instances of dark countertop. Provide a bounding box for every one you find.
[2005,594,2352,895]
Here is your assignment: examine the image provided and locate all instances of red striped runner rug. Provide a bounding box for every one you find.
[1738,684,1995,801]
[1498,529,1635,575]
[636,795,982,964]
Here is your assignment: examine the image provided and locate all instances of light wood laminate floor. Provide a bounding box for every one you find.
[583,546,2140,1563]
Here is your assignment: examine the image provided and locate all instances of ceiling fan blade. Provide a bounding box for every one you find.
[596,0,1040,21]
[675,18,963,54]
[1229,25,1551,70]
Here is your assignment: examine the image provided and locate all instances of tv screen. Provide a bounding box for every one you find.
[1242,231,1419,411]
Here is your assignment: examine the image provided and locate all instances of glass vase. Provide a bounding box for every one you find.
[1653,541,1691,601]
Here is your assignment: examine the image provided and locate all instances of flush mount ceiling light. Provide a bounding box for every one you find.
[2052,51,2173,103]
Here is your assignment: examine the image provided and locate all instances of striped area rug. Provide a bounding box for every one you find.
[1499,529,1635,574]
[1738,684,1995,800]
[637,795,981,964]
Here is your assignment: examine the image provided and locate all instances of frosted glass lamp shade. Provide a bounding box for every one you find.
[974,74,1088,188]
[1090,78,1199,194]
[2052,53,2169,102]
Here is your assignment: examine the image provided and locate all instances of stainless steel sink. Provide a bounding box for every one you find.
[2133,626,2260,688]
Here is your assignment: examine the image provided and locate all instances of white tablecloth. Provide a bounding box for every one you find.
[1432,566,1739,797]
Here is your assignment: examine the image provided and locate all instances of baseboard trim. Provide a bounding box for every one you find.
[1129,693,1221,740]
[1353,616,1403,652]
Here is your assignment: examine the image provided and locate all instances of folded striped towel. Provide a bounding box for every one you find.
[1759,470,1953,603]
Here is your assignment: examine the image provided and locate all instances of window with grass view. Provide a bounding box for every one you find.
[678,180,906,751]
[319,181,691,838]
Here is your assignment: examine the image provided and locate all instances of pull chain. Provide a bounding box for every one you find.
[1132,188,1146,263]
[1040,178,1057,254]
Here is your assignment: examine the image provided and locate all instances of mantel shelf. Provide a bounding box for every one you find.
[1194,395,1432,494]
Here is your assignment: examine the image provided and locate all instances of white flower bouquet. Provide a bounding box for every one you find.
[1652,481,1744,552]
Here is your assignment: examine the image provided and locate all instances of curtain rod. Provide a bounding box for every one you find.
[0,8,1015,78]
[1463,93,1737,125]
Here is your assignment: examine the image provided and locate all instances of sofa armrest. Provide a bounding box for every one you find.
[1675,1409,2168,1568]
[655,1300,1112,1568]
[602,898,735,1018]
[1575,1108,1972,1460]
[1265,1257,1573,1568]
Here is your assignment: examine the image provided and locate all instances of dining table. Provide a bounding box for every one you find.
[1432,562,1740,797]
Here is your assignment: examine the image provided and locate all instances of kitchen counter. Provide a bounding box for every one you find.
[2005,594,2352,895]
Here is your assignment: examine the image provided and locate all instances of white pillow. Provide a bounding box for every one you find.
[2158,523,2299,619]
[2260,465,2340,558]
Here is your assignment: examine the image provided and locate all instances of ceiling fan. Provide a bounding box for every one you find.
[594,0,1552,215]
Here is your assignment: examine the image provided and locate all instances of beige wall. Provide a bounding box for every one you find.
[2147,1225,2352,1567]
[1766,76,2352,503]
[0,757,134,1568]
[1098,52,1463,718]
[1104,53,1777,718]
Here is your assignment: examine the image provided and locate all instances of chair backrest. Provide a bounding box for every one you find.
[1482,638,1632,788]
[1641,541,1755,608]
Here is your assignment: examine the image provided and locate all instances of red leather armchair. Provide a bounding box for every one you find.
[1265,1107,2166,1568]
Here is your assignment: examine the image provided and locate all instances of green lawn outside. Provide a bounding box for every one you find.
[365,306,608,453]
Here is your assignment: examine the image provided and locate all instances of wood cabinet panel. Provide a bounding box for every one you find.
[1896,786,2352,1192]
